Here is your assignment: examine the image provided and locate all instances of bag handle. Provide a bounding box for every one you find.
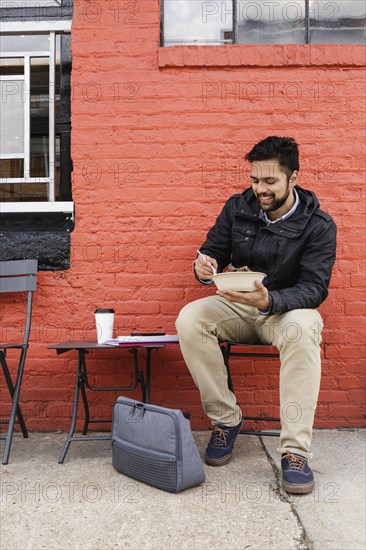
[133,402,147,418]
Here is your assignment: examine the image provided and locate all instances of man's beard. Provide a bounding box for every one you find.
[257,183,291,213]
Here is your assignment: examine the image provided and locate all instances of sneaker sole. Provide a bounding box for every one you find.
[282,478,315,494]
[204,452,233,467]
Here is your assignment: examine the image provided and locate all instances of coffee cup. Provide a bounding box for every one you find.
[95,308,115,343]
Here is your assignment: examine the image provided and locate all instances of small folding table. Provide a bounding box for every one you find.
[48,340,165,463]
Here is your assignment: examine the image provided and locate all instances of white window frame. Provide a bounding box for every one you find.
[0,20,73,216]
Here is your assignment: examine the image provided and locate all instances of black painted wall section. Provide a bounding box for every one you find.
[0,214,74,271]
[0,232,71,271]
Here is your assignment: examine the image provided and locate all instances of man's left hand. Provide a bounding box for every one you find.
[216,280,271,310]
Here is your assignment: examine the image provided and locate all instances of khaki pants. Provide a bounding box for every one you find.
[175,296,323,458]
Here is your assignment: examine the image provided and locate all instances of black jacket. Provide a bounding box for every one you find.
[199,185,337,315]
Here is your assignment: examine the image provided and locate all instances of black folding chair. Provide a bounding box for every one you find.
[0,259,37,464]
[221,341,281,436]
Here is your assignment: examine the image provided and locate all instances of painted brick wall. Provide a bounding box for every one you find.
[1,1,365,432]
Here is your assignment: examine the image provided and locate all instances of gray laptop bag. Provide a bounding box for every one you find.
[112,396,206,493]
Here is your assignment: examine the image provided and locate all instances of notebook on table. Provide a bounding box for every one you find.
[103,333,179,346]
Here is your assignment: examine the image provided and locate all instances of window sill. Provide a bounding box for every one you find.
[158,44,365,68]
[0,201,74,215]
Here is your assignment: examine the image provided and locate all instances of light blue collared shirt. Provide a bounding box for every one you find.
[259,188,299,226]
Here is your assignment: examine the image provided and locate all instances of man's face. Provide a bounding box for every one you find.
[249,159,298,220]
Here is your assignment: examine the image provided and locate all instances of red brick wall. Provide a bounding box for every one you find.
[1,1,365,431]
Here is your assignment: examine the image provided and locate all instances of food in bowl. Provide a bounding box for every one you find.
[211,271,266,292]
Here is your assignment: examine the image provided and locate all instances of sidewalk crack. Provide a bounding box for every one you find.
[259,436,313,550]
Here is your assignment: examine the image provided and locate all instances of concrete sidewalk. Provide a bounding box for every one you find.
[1,429,365,550]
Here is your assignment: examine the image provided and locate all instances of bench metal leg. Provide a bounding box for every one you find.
[221,342,281,438]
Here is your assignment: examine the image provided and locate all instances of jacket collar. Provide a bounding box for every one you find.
[238,185,319,238]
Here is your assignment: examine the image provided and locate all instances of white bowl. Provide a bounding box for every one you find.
[211,271,266,292]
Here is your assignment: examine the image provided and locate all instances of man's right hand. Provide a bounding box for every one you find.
[194,253,218,281]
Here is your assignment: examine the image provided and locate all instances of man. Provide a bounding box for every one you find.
[176,136,337,494]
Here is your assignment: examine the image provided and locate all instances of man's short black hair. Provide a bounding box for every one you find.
[245,136,300,177]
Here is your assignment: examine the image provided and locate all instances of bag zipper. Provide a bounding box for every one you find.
[116,400,182,461]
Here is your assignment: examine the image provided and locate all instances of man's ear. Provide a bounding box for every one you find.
[290,170,298,185]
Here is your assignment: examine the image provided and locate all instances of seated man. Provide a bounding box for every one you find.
[176,136,337,494]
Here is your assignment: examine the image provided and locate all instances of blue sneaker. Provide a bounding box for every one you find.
[204,420,242,466]
[281,451,315,494]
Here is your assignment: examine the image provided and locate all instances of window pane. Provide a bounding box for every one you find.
[0,79,25,155]
[237,0,305,43]
[0,34,50,53]
[0,29,71,205]
[55,134,61,200]
[0,181,48,202]
[30,57,49,178]
[30,136,48,178]
[164,0,233,45]
[0,159,24,180]
[0,57,24,76]
[310,0,366,43]
[55,34,61,117]
[30,57,49,118]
